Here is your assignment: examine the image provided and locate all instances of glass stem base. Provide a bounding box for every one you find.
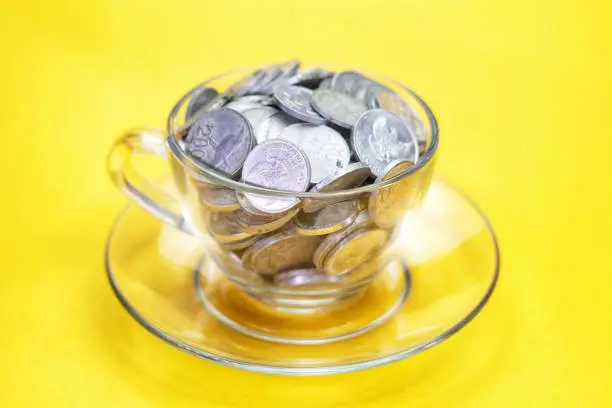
[193,258,411,345]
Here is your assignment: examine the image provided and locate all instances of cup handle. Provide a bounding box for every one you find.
[107,127,189,232]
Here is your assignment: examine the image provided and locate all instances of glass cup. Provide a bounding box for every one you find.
[107,63,438,344]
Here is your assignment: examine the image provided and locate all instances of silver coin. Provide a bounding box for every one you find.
[251,66,283,94]
[273,268,340,287]
[312,162,371,192]
[227,70,267,97]
[302,162,371,213]
[244,229,323,275]
[181,95,229,131]
[278,59,301,78]
[257,60,300,94]
[242,191,301,215]
[331,71,366,95]
[284,67,334,89]
[260,59,301,93]
[241,106,279,142]
[185,87,219,121]
[365,85,396,111]
[346,75,377,99]
[353,78,393,107]
[185,108,254,177]
[351,78,375,103]
[241,139,310,213]
[279,124,350,183]
[256,111,301,143]
[224,101,262,113]
[311,89,367,129]
[235,192,284,218]
[233,94,276,105]
[247,194,303,216]
[351,109,419,177]
[294,199,359,236]
[372,89,428,149]
[273,85,326,125]
[318,77,332,90]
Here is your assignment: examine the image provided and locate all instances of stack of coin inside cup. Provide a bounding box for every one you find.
[180,60,427,290]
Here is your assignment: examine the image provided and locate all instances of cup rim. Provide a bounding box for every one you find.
[166,64,439,199]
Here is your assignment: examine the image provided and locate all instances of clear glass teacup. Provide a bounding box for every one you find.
[108,62,438,344]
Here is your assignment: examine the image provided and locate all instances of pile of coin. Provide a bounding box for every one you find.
[181,60,427,289]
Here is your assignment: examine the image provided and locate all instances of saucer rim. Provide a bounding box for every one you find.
[104,177,501,376]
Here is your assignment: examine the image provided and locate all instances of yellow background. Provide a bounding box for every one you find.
[1,0,611,406]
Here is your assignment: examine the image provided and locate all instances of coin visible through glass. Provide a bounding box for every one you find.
[245,229,323,275]
[323,228,389,276]
[176,62,435,287]
[294,200,359,236]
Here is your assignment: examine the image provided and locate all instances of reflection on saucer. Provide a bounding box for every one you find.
[158,224,203,267]
[395,182,485,265]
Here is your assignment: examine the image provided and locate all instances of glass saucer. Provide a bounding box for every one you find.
[105,177,500,375]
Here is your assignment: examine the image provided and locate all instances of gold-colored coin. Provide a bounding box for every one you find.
[241,223,295,271]
[323,228,389,276]
[223,250,265,284]
[337,255,383,284]
[244,229,323,275]
[312,227,359,270]
[311,210,374,269]
[241,246,255,270]
[368,160,418,229]
[219,234,259,250]
[207,211,253,243]
[199,187,241,212]
[293,200,359,236]
[235,207,299,235]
